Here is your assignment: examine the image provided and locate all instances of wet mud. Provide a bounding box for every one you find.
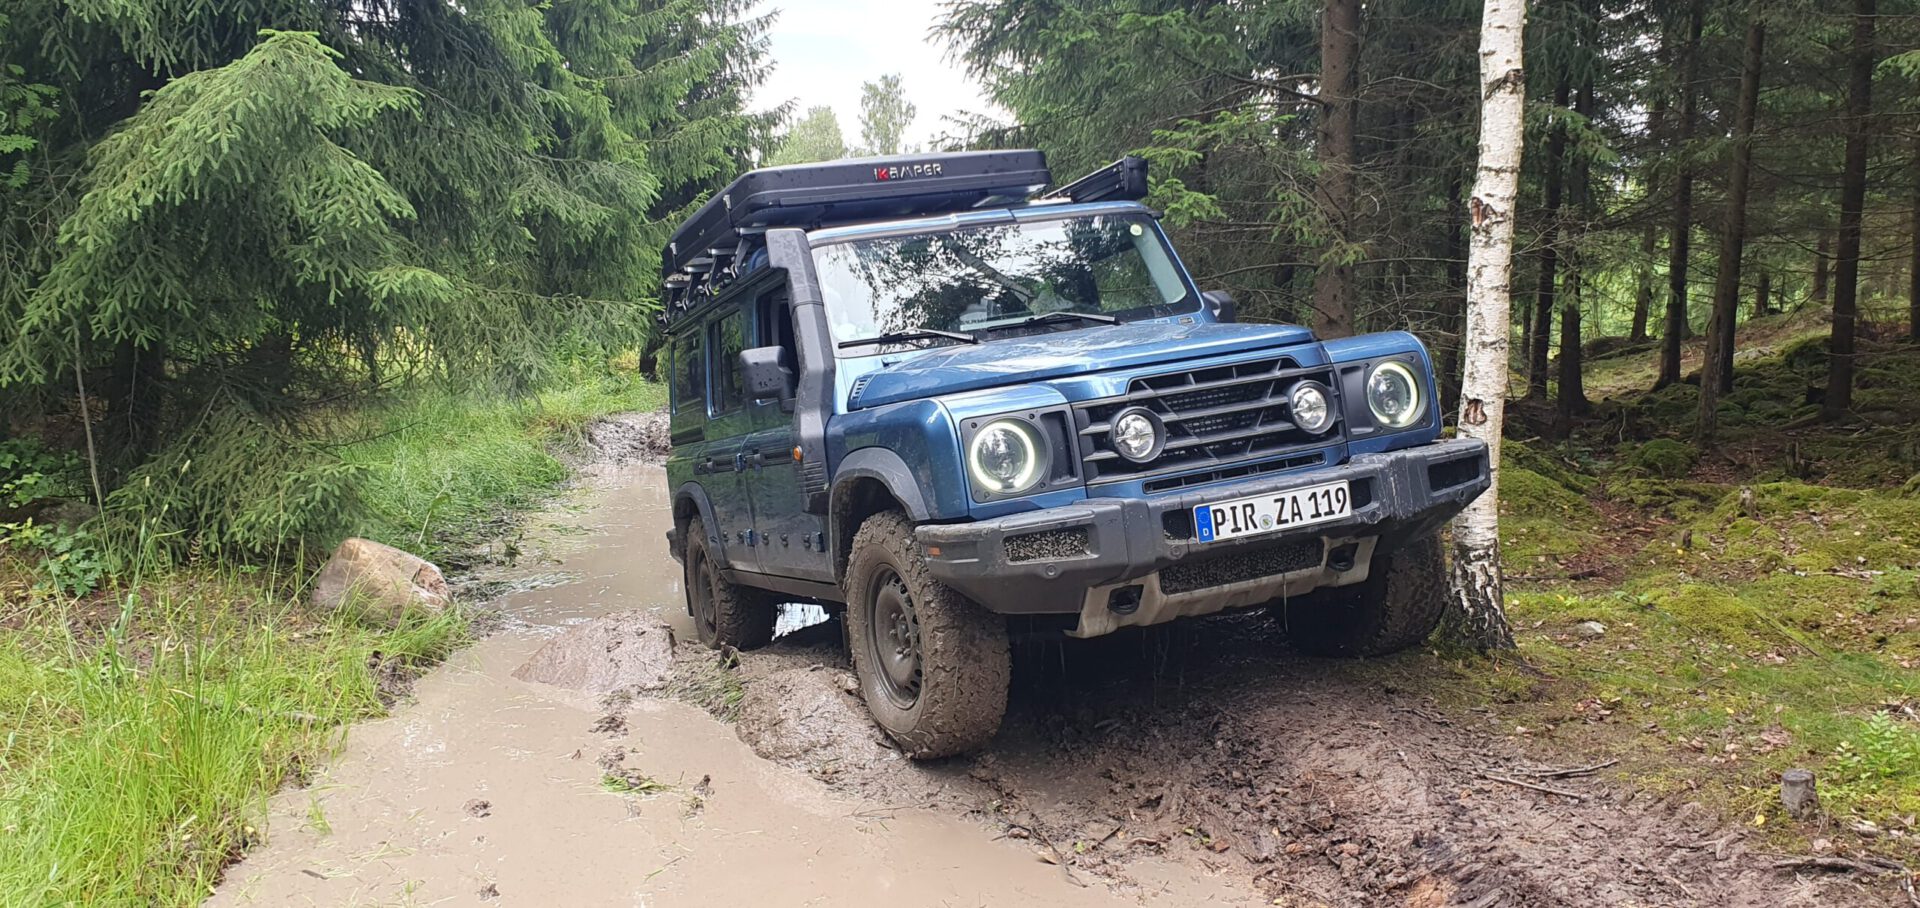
[210,414,1900,907]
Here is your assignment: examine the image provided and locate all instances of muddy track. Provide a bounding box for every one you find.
[705,614,1897,907]
[211,416,1899,906]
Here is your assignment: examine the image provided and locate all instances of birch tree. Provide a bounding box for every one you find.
[1445,0,1527,652]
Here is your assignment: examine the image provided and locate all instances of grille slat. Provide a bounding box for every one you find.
[1075,356,1340,483]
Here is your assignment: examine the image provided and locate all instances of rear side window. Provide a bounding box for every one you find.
[712,310,747,414]
[672,332,704,414]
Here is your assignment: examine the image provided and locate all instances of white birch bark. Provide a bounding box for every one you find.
[1444,0,1527,650]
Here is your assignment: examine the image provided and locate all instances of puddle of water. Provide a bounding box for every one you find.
[211,461,1249,907]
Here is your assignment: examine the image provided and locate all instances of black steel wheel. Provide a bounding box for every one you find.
[681,516,776,650]
[843,510,1008,758]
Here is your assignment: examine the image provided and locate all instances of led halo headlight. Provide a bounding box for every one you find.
[1109,407,1165,463]
[1366,360,1425,429]
[1288,381,1335,435]
[968,418,1049,496]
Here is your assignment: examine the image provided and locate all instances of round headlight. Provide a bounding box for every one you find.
[1289,382,1334,434]
[968,419,1047,495]
[1110,407,1164,463]
[1366,361,1424,429]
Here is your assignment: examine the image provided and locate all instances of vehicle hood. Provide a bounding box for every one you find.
[847,321,1317,409]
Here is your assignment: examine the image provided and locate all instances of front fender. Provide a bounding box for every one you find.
[831,447,934,521]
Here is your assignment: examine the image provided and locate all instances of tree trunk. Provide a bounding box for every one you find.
[1440,172,1468,412]
[1529,78,1571,401]
[1699,14,1765,445]
[1755,271,1771,319]
[1656,1,1704,389]
[106,339,167,470]
[1910,132,1919,342]
[1312,0,1360,338]
[1558,76,1595,427]
[1631,226,1656,341]
[1813,230,1830,304]
[1825,0,1875,418]
[1632,32,1671,346]
[1445,0,1525,653]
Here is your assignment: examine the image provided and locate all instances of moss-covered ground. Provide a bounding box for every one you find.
[1461,324,1920,862]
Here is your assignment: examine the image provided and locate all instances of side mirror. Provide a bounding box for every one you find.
[740,346,795,402]
[1202,290,1237,323]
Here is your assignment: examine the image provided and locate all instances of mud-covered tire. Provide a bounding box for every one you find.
[683,517,777,650]
[843,510,1009,758]
[1277,533,1447,657]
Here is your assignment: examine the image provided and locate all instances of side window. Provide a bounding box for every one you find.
[711,309,747,414]
[672,331,705,414]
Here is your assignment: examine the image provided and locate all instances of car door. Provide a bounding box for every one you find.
[683,309,755,568]
[741,287,832,582]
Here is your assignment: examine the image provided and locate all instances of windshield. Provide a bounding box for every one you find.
[813,214,1197,353]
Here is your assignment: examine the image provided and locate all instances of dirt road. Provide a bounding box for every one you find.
[211,424,1898,907]
[208,455,1245,907]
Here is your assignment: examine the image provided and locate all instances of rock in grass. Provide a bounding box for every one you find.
[1575,620,1607,638]
[311,537,452,618]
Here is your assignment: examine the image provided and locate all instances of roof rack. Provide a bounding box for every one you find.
[657,152,1153,329]
[1046,155,1149,205]
[662,149,1052,280]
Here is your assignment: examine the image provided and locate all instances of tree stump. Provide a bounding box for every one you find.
[1781,769,1820,820]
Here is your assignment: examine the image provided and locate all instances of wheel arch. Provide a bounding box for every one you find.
[673,481,727,567]
[829,447,933,583]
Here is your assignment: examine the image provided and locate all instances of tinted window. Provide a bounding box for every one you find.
[672,332,704,414]
[712,310,747,413]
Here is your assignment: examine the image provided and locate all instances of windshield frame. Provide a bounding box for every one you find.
[808,206,1202,358]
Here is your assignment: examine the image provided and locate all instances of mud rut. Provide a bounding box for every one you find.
[722,615,1886,908]
[219,415,1894,907]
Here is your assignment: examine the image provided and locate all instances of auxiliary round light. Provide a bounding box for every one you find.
[1366,361,1424,429]
[968,419,1046,495]
[1110,407,1165,463]
[1289,381,1334,434]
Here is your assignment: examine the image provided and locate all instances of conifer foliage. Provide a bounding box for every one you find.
[0,1,769,558]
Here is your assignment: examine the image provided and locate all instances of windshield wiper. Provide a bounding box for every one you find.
[837,327,981,350]
[979,310,1120,335]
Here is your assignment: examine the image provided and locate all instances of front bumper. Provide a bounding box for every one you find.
[916,437,1489,634]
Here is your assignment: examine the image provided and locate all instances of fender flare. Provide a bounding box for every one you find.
[828,447,937,580]
[672,481,730,569]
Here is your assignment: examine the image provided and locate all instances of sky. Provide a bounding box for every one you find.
[749,0,1003,152]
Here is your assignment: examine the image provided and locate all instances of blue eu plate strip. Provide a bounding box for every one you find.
[1193,505,1215,543]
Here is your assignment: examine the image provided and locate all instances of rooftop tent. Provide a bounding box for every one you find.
[661,150,1052,280]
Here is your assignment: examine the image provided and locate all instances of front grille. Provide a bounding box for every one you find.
[1075,356,1341,483]
[1160,539,1325,594]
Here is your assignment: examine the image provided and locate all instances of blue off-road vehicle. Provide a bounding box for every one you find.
[661,151,1489,757]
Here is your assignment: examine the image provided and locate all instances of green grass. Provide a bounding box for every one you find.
[340,373,665,555]
[0,371,663,905]
[0,586,466,906]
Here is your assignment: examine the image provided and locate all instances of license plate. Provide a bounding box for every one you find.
[1193,480,1351,544]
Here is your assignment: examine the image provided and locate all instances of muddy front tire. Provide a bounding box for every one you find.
[1277,533,1447,657]
[683,517,777,650]
[844,510,1009,758]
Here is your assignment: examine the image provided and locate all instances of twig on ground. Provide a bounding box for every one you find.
[1508,759,1618,779]
[1768,855,1905,875]
[1476,772,1587,800]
